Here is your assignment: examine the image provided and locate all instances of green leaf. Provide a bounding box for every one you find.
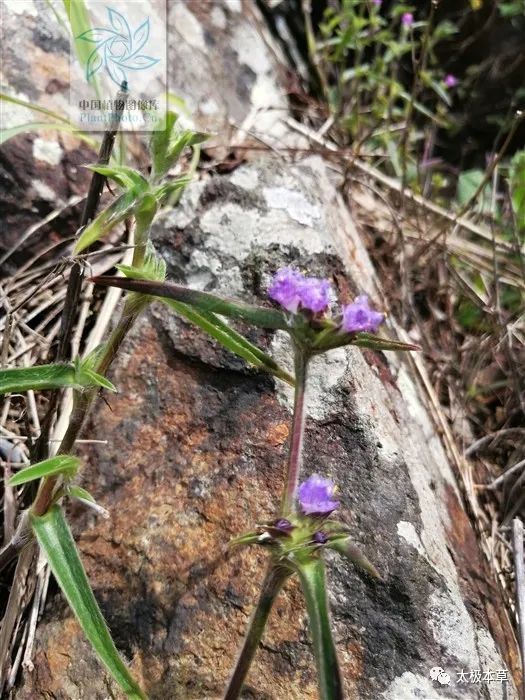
[149,111,208,182]
[74,189,138,253]
[149,111,178,181]
[313,329,419,353]
[73,352,117,392]
[116,242,167,282]
[9,455,81,487]
[68,485,96,503]
[91,277,289,330]
[296,559,343,700]
[85,165,149,191]
[31,506,147,699]
[510,149,525,231]
[163,299,295,385]
[328,537,382,579]
[152,176,191,207]
[0,363,99,394]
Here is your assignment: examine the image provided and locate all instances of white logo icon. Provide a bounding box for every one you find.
[430,667,451,685]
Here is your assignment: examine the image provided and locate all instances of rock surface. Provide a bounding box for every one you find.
[2,2,520,700]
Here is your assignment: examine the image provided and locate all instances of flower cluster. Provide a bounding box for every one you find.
[268,267,331,314]
[268,268,384,334]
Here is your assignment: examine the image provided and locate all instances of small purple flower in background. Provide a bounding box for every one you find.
[268,268,331,314]
[341,295,384,333]
[444,74,458,88]
[372,0,382,6]
[298,475,340,516]
[313,531,329,544]
[401,12,414,26]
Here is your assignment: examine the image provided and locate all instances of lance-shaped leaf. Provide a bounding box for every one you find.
[74,189,139,253]
[312,329,420,353]
[9,455,80,487]
[328,536,382,580]
[163,299,295,385]
[31,506,147,699]
[296,559,343,700]
[85,164,149,191]
[0,362,113,395]
[68,485,110,518]
[152,176,191,207]
[91,276,289,330]
[149,111,208,182]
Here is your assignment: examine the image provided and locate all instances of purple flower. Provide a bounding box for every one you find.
[401,12,413,26]
[372,0,382,5]
[297,474,339,516]
[299,277,331,313]
[268,268,331,314]
[341,295,384,333]
[274,518,294,533]
[313,531,329,544]
[444,74,458,88]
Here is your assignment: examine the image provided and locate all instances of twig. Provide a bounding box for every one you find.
[512,518,525,700]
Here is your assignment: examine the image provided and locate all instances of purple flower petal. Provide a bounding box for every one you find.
[401,12,413,26]
[341,295,384,333]
[444,74,458,88]
[298,277,331,313]
[313,531,328,544]
[268,268,331,314]
[297,474,339,516]
[268,267,304,313]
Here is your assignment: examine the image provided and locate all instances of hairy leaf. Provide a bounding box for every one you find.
[31,506,147,699]
[0,363,109,394]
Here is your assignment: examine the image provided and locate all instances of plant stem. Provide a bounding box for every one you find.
[223,563,290,700]
[281,344,309,515]
[31,295,144,517]
[32,83,128,464]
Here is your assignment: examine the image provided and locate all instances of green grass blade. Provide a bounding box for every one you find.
[0,121,98,147]
[31,506,147,699]
[296,559,343,700]
[9,455,80,487]
[0,92,70,124]
[91,277,289,330]
[163,300,294,385]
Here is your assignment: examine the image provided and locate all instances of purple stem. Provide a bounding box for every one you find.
[281,344,309,514]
